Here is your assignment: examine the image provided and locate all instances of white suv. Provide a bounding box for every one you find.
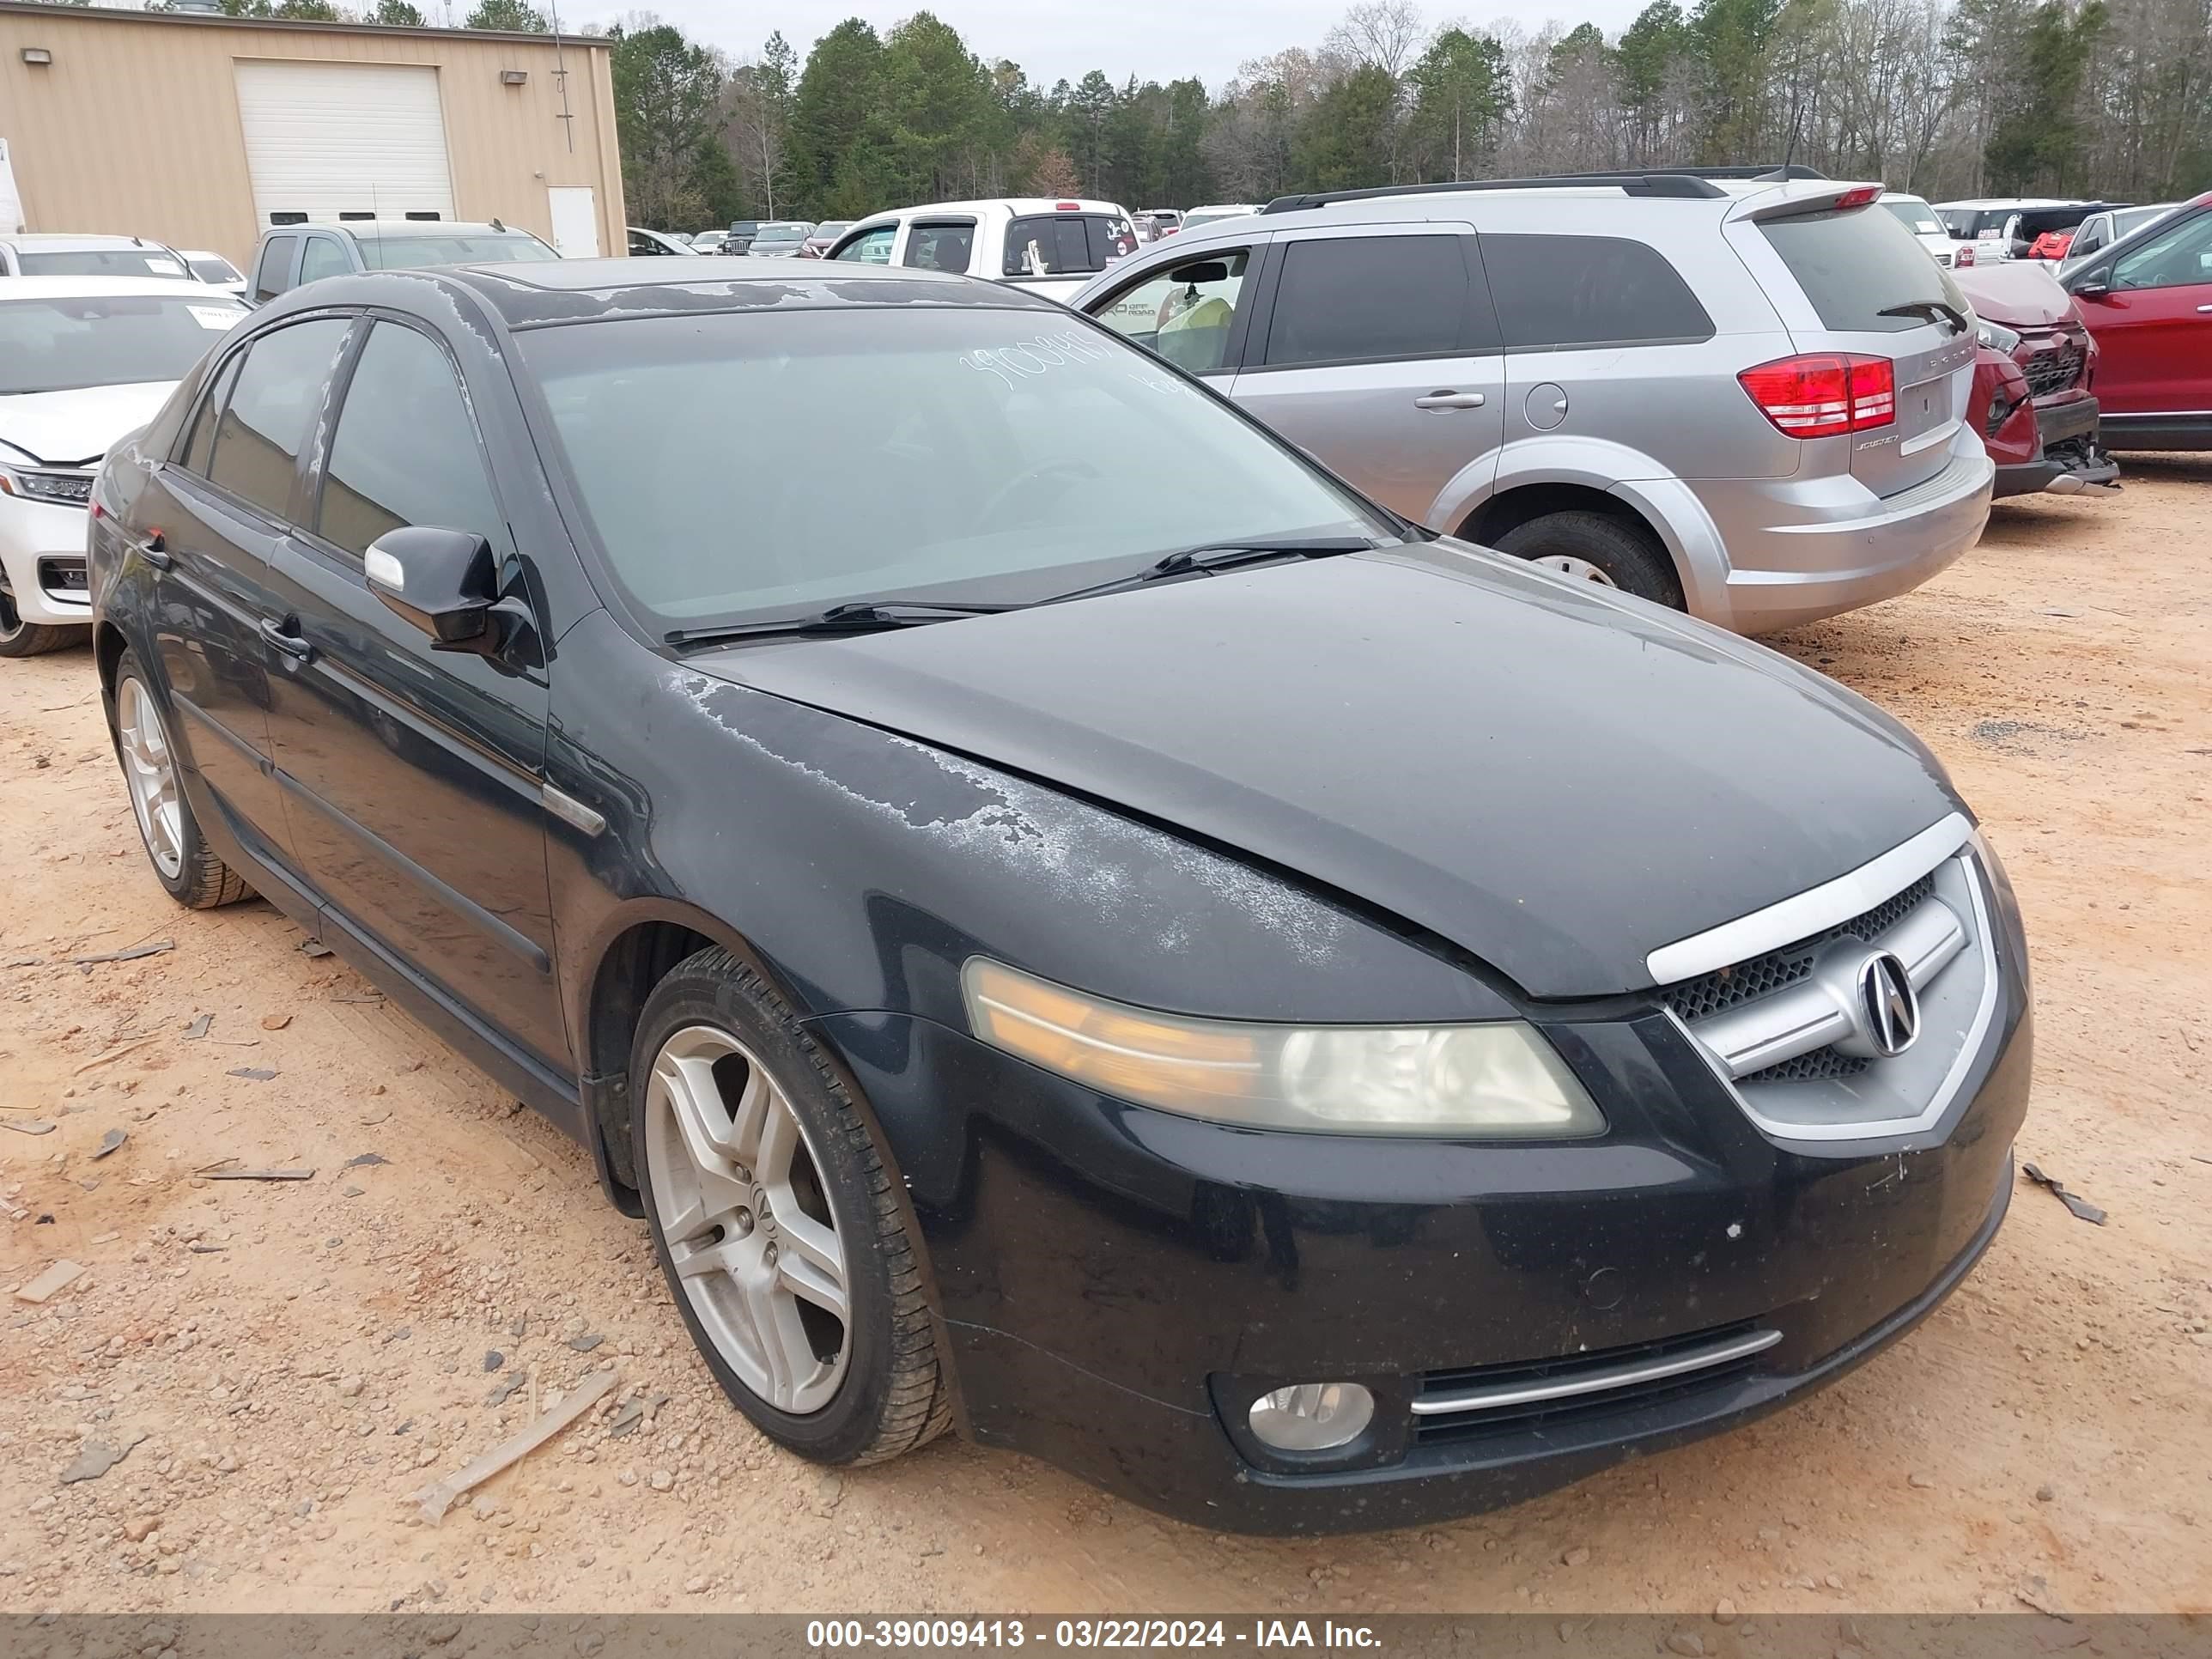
[0,234,195,280]
[0,275,246,657]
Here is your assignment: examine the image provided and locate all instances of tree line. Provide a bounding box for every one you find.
[43,0,2206,221]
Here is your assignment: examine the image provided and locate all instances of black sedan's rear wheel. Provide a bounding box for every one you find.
[631,946,950,1463]
[107,649,252,908]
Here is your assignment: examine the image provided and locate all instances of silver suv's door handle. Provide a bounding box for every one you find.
[1414,391,1486,410]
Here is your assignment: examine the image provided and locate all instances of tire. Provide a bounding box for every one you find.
[0,570,84,658]
[631,946,950,1465]
[1495,510,1685,609]
[107,649,253,909]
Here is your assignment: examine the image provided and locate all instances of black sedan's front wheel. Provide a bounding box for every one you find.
[632,947,950,1463]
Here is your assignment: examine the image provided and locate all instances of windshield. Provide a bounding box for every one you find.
[1762,205,1971,332]
[0,294,244,396]
[19,247,192,280]
[1881,199,1943,236]
[188,255,244,284]
[357,234,558,269]
[811,222,852,240]
[517,307,1389,632]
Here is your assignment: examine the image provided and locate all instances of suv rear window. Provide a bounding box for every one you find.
[1759,207,1971,334]
[1002,215,1124,278]
[1483,234,1712,349]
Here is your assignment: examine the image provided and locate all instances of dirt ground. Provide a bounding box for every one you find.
[3,459,2209,1621]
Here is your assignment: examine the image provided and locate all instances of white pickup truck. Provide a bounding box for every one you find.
[823,198,1139,305]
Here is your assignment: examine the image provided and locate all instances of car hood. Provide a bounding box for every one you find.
[694,546,1960,999]
[0,382,175,467]
[1954,261,2080,328]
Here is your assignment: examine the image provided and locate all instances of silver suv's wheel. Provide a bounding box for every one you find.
[1495,510,1683,608]
[645,1024,851,1414]
[631,947,951,1463]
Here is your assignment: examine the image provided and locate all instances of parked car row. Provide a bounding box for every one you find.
[60,240,2033,1536]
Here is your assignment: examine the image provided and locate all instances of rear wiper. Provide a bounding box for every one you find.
[665,599,1017,647]
[1041,537,1381,605]
[1879,300,1971,334]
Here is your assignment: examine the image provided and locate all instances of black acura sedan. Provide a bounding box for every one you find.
[87,259,2031,1534]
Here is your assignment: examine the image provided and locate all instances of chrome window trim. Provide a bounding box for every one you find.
[1645,811,1972,985]
[1674,848,2002,1145]
[1412,1327,1782,1417]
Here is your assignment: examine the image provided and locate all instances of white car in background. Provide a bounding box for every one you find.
[0,276,246,657]
[2060,203,2180,273]
[1178,204,1262,233]
[182,249,248,297]
[0,233,196,280]
[1881,192,1973,268]
[823,198,1139,304]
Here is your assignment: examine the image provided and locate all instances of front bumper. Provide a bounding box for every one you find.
[814,936,2033,1533]
[1693,435,1994,635]
[0,495,95,629]
[1992,394,2119,498]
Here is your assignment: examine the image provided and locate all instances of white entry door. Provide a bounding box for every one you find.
[547,186,599,259]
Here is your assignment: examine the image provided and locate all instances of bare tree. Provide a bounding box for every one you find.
[1324,0,1428,78]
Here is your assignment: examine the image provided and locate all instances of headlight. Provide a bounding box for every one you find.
[961,958,1605,1138]
[1975,319,2021,353]
[0,461,95,508]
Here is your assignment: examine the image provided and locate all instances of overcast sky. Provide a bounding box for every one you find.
[550,0,1650,90]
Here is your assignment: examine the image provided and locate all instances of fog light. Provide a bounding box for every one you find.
[1247,1382,1374,1452]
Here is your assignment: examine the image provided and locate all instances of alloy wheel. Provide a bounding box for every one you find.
[0,568,21,642]
[118,677,185,879]
[644,1025,851,1414]
[1532,555,1620,586]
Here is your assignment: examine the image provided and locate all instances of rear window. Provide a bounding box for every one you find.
[1881,199,1944,237]
[1759,207,1971,334]
[1002,215,1127,278]
[1483,234,1712,349]
[189,255,244,285]
[1938,209,2010,240]
[359,234,557,269]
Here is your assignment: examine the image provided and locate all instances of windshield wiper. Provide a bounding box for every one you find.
[665,599,1018,648]
[1039,537,1382,606]
[1879,300,1971,334]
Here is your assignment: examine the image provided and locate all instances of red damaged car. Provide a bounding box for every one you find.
[1954,261,2118,498]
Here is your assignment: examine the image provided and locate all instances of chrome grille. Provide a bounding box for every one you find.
[1412,1322,1776,1443]
[1660,836,2001,1142]
[1664,873,1934,1024]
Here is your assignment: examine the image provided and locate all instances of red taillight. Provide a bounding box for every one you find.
[90,500,106,520]
[1832,185,1881,210]
[1054,201,1081,211]
[1954,243,1975,267]
[1738,354,1895,438]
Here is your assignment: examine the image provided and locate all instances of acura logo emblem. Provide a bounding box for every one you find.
[1856,951,1920,1058]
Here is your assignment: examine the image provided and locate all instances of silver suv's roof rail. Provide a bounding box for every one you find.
[1258,166,1830,216]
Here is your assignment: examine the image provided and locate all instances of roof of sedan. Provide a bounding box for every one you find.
[0,274,241,301]
[432,257,1060,326]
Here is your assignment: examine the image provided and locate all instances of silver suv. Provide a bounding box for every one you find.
[1068,172,1991,634]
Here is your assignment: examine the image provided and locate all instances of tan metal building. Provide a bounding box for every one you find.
[0,1,624,268]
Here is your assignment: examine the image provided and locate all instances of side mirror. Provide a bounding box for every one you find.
[2072,279,2110,300]
[364,526,499,651]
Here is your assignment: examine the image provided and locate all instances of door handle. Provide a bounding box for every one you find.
[2197,304,2212,313]
[259,617,314,662]
[1414,391,1487,410]
[125,529,169,570]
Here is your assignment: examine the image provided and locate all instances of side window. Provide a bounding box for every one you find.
[1092,250,1251,374]
[902,222,976,274]
[1261,235,1484,368]
[252,234,297,302]
[205,318,352,520]
[297,237,350,286]
[834,226,896,264]
[316,322,502,562]
[1482,234,1714,349]
[179,352,244,476]
[2111,210,2212,291]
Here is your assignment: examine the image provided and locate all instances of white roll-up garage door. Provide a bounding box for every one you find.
[234,60,457,228]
